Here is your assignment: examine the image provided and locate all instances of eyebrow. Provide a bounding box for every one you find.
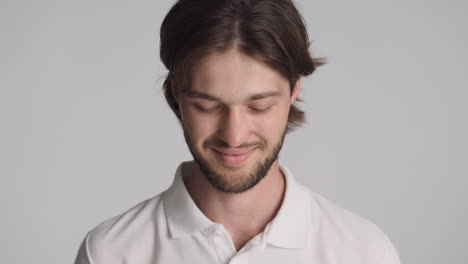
[182,90,282,102]
[248,91,281,101]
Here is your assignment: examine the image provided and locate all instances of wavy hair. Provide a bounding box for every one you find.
[160,0,325,132]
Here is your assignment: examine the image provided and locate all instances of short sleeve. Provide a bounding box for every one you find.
[74,233,93,264]
[380,236,401,264]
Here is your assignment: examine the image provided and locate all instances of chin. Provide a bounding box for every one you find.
[195,149,276,194]
[182,125,286,193]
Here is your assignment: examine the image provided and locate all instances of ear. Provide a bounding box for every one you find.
[290,77,301,104]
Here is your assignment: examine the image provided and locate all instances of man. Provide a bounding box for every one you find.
[75,0,401,263]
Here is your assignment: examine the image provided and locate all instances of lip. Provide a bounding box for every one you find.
[211,147,256,167]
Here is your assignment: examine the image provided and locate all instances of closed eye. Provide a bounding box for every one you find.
[194,104,222,112]
[249,105,273,113]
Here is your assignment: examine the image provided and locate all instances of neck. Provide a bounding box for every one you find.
[183,160,286,250]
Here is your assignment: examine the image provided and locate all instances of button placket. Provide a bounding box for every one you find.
[228,251,249,264]
[205,225,237,264]
[213,228,223,238]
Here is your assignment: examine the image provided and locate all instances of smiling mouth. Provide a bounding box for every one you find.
[211,147,256,167]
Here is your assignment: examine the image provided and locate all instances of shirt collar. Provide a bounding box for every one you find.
[163,162,215,238]
[163,161,312,248]
[265,162,312,249]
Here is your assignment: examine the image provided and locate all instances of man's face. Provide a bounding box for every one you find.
[177,50,299,193]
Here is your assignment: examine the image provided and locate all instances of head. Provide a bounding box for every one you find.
[160,0,324,193]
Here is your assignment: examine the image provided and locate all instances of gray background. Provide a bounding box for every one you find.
[1,0,467,263]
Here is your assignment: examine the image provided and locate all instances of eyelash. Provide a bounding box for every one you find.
[249,106,272,113]
[195,105,222,112]
[193,104,272,114]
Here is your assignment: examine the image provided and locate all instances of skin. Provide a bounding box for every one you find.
[173,49,300,251]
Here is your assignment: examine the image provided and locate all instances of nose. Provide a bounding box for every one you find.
[217,107,249,148]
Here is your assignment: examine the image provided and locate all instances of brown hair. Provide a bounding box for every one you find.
[160,0,324,132]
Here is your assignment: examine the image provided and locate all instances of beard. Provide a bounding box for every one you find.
[182,126,287,194]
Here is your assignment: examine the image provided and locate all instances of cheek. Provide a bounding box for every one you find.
[180,107,217,143]
[254,104,290,139]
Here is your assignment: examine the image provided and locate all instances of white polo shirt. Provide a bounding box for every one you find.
[74,162,401,264]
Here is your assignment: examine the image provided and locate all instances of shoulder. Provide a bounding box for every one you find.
[299,184,400,263]
[306,186,385,240]
[80,194,167,263]
[90,194,165,234]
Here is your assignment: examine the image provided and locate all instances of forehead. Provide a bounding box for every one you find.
[188,50,290,102]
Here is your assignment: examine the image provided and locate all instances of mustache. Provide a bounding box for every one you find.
[203,138,264,149]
